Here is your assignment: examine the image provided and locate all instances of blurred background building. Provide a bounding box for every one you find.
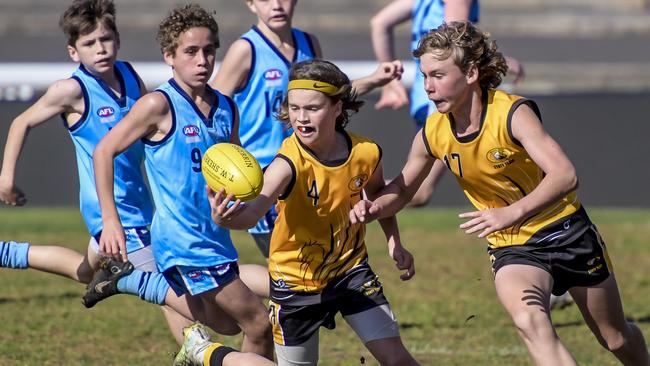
[1,0,649,207]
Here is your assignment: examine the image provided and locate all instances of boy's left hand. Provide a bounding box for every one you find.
[372,60,404,88]
[459,207,520,238]
[390,244,415,281]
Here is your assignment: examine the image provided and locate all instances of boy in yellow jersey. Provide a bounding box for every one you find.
[350,21,649,365]
[210,0,402,264]
[208,60,419,366]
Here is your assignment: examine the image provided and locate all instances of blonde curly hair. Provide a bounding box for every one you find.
[413,21,507,89]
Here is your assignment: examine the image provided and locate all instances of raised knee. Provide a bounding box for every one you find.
[243,311,272,341]
[600,328,628,353]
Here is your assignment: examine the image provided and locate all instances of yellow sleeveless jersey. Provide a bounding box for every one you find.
[269,131,381,295]
[422,89,581,248]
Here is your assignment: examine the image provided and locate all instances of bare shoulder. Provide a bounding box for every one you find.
[211,39,253,94]
[511,102,544,131]
[43,78,84,105]
[224,38,253,65]
[136,91,171,115]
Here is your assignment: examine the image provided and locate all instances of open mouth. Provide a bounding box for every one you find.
[296,126,315,134]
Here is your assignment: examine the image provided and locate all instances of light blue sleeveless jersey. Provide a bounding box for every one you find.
[234,26,316,168]
[66,61,153,238]
[144,79,238,271]
[410,0,479,121]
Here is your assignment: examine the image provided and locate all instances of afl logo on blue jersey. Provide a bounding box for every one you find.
[183,125,201,143]
[264,68,283,87]
[97,106,116,123]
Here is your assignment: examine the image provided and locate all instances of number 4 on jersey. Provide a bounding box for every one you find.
[307,179,319,206]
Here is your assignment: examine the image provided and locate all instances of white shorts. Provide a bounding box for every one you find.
[88,227,157,272]
[274,304,399,366]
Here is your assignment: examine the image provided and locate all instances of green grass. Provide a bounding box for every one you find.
[1,207,649,365]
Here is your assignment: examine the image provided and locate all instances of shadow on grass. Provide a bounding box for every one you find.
[400,322,423,329]
[0,291,80,304]
[554,315,650,328]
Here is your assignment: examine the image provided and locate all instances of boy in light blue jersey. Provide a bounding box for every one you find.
[92,4,273,360]
[0,0,191,344]
[211,0,403,261]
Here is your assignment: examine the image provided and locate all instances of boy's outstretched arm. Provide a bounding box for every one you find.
[351,60,404,97]
[0,79,82,206]
[350,129,441,224]
[363,162,415,281]
[93,92,168,262]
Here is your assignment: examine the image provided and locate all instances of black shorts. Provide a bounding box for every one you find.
[268,263,388,346]
[488,224,613,296]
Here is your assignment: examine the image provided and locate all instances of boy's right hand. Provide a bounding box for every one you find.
[0,178,27,206]
[99,219,128,262]
[375,79,409,110]
[349,199,381,224]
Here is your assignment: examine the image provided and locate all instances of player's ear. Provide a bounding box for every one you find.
[245,0,257,14]
[163,50,175,67]
[466,64,479,84]
[115,33,121,51]
[334,100,342,117]
[67,45,80,63]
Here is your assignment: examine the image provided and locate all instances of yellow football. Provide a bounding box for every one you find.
[201,143,263,201]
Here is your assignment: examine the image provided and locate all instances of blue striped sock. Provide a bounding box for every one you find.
[116,269,169,305]
[0,241,30,269]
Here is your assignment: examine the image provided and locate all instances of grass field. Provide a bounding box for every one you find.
[1,207,649,365]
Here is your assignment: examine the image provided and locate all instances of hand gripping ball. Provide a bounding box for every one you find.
[201,143,263,201]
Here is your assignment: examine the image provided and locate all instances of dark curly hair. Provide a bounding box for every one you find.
[156,3,219,55]
[413,21,507,89]
[277,60,364,130]
[60,0,118,46]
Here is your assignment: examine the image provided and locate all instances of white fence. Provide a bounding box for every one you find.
[0,61,417,102]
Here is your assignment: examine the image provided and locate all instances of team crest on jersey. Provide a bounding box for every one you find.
[183,125,201,143]
[264,68,284,87]
[97,106,116,123]
[348,174,368,192]
[487,147,515,168]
